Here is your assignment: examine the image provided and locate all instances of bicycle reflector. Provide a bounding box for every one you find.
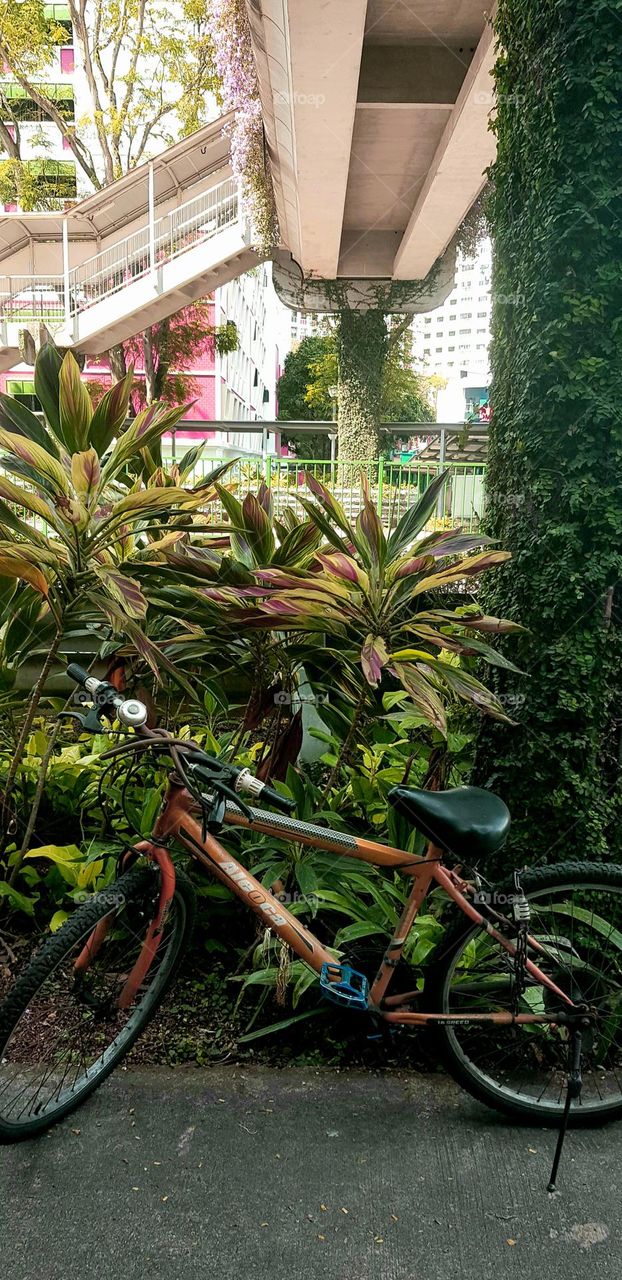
[320,962,369,1010]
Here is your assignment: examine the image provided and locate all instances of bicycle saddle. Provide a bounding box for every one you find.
[388,785,511,859]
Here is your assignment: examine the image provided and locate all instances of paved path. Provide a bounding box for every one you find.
[1,1067,620,1279]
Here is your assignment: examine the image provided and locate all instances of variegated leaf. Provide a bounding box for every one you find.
[0,550,49,596]
[89,365,135,457]
[95,567,148,619]
[59,352,93,452]
[71,449,101,501]
[0,429,70,496]
[391,661,447,735]
[361,633,388,687]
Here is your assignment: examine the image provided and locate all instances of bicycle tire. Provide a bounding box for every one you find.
[0,862,196,1142]
[424,861,622,1126]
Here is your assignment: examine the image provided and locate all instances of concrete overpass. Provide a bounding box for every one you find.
[249,0,495,304]
[0,2,496,368]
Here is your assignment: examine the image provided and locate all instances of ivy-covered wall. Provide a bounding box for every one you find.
[475,0,622,869]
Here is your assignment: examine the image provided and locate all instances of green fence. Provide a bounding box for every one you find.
[5,452,486,537]
[168,451,487,534]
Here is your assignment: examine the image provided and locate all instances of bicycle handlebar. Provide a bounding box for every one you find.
[65,665,296,816]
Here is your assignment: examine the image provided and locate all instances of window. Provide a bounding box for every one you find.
[460,312,472,319]
[6,380,40,412]
[459,328,469,335]
[448,330,455,336]
[477,327,487,334]
[424,317,431,325]
[0,81,75,122]
[423,348,430,355]
[60,46,74,74]
[477,310,487,317]
[435,347,443,353]
[448,346,455,352]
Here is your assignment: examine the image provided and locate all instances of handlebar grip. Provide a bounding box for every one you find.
[66,663,92,687]
[258,784,296,815]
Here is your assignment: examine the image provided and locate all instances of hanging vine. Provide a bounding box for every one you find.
[211,0,279,253]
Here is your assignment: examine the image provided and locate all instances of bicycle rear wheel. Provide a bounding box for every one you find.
[424,862,622,1125]
[0,863,195,1142]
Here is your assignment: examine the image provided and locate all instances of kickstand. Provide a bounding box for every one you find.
[547,1027,583,1192]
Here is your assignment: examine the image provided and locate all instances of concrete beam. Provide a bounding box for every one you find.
[246,0,367,279]
[392,20,496,280]
[358,44,472,105]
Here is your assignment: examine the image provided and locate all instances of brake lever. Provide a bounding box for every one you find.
[58,705,107,734]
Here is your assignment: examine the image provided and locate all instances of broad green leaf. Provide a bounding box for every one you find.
[0,880,35,916]
[25,843,83,862]
[89,364,135,456]
[50,909,70,932]
[386,471,449,559]
[0,391,59,454]
[34,341,63,438]
[59,352,93,452]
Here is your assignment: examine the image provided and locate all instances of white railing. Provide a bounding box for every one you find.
[0,174,240,331]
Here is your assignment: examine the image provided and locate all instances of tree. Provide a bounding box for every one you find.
[0,0,217,195]
[277,336,334,459]
[119,305,238,408]
[0,1,220,382]
[473,0,622,871]
[277,326,434,458]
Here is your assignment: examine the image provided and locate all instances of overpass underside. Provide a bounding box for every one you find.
[248,0,495,309]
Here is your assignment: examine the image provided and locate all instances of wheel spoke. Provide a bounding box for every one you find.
[0,870,189,1136]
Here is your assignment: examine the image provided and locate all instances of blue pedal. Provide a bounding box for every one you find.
[320,962,369,1010]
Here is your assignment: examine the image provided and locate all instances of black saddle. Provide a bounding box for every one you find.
[388,785,511,860]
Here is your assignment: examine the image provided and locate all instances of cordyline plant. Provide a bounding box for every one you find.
[137,480,324,778]
[173,470,523,750]
[0,344,221,866]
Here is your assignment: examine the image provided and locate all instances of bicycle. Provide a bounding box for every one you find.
[2,665,622,1190]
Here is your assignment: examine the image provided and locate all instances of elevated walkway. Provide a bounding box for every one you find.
[0,114,258,369]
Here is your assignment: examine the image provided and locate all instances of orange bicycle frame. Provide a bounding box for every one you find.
[116,774,577,1023]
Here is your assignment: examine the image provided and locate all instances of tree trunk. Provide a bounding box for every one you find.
[336,309,388,461]
[108,344,128,383]
[473,0,622,873]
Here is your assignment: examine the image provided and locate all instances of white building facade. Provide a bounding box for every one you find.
[412,239,492,422]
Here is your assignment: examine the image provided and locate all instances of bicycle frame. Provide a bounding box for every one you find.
[113,772,577,1024]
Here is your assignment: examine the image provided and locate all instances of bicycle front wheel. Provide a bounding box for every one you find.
[0,863,195,1142]
[424,862,622,1125]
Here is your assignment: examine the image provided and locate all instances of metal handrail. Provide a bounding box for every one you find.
[0,173,240,324]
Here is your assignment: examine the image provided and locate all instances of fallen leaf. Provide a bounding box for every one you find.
[506,1239,517,1246]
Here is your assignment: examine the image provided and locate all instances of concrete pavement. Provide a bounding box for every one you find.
[1,1067,620,1279]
